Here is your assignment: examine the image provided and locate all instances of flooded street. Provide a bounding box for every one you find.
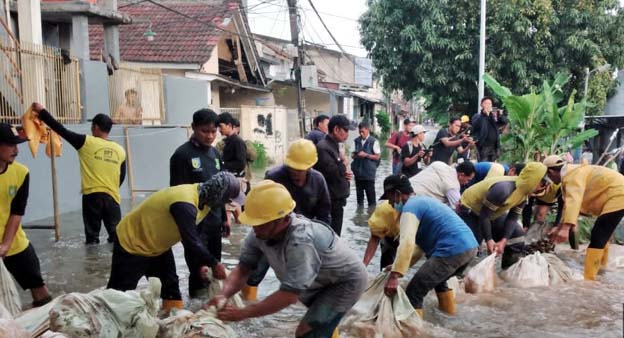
[22,159,624,337]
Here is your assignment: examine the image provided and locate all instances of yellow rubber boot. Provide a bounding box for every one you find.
[601,242,610,268]
[331,328,339,338]
[241,285,258,301]
[415,308,423,318]
[584,248,604,281]
[436,290,456,315]
[162,299,184,312]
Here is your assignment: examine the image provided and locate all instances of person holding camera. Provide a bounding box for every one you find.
[400,125,428,178]
[472,97,502,162]
[385,118,415,174]
[430,118,473,165]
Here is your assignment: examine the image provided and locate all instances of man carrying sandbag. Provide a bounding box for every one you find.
[459,162,549,268]
[32,102,126,245]
[241,139,331,301]
[107,172,244,312]
[381,174,478,317]
[362,200,400,271]
[544,155,624,280]
[0,123,51,307]
[208,180,367,338]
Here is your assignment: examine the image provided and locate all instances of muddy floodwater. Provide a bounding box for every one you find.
[22,160,624,337]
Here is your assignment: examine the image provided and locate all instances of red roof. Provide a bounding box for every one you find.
[89,1,238,64]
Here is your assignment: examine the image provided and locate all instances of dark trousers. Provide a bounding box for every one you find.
[247,255,270,287]
[477,145,499,162]
[589,209,624,249]
[355,179,376,206]
[186,209,223,297]
[330,198,346,235]
[405,248,477,309]
[3,243,45,290]
[107,239,182,300]
[82,193,121,244]
[380,237,399,271]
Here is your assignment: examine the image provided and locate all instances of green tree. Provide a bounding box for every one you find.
[360,0,624,116]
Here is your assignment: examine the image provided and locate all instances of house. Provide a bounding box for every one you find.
[89,0,270,124]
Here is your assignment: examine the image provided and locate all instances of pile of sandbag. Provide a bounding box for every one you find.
[0,303,30,338]
[543,253,579,285]
[157,307,237,338]
[0,259,22,317]
[464,253,497,294]
[14,298,59,336]
[48,277,162,338]
[341,271,425,338]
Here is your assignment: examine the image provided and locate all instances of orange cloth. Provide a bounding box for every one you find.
[21,107,62,158]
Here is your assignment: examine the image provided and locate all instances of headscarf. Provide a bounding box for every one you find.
[198,171,241,209]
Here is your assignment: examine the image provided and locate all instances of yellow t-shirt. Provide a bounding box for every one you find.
[117,184,211,257]
[77,135,126,204]
[0,162,29,256]
[368,201,400,239]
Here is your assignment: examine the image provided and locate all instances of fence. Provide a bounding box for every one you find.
[0,37,81,124]
[108,65,164,125]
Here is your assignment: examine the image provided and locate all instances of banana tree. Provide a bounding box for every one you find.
[484,73,599,162]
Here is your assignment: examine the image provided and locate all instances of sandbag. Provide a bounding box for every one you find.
[49,277,162,338]
[0,318,30,338]
[500,252,549,288]
[40,331,70,338]
[0,259,22,317]
[464,253,497,294]
[341,271,424,338]
[158,308,237,338]
[0,302,11,319]
[543,253,578,285]
[14,297,59,337]
[201,267,244,308]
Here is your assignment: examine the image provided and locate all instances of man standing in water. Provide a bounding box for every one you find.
[208,181,367,338]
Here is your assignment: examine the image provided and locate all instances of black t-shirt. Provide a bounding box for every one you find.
[400,143,423,178]
[430,128,456,164]
[170,140,223,186]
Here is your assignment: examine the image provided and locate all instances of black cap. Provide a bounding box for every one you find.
[379,174,413,200]
[0,123,28,144]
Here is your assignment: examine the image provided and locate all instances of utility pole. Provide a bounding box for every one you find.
[477,0,486,108]
[287,0,306,137]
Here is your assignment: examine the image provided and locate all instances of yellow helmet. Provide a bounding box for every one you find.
[460,115,470,123]
[284,139,318,170]
[238,180,296,226]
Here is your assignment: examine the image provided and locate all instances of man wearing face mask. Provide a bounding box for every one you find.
[459,162,549,268]
[380,174,478,317]
[107,172,244,312]
[241,139,331,301]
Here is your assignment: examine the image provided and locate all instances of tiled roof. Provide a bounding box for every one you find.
[89,1,238,64]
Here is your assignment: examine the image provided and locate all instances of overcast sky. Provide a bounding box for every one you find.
[245,0,369,57]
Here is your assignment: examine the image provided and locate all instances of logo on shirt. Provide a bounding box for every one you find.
[214,158,221,170]
[8,185,16,197]
[94,148,120,164]
[191,157,201,169]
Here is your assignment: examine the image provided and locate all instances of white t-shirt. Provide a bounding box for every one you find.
[408,161,460,208]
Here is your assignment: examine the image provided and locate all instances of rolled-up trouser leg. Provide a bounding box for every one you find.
[405,248,477,309]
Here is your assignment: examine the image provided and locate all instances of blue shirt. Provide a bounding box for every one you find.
[403,196,478,257]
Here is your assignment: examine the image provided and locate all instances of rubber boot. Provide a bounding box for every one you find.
[601,242,610,268]
[331,328,339,338]
[241,285,258,301]
[584,248,604,281]
[162,299,184,312]
[436,289,456,315]
[415,308,423,318]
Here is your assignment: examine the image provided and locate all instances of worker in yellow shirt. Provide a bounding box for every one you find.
[362,201,400,270]
[545,155,624,280]
[0,123,51,307]
[32,103,126,245]
[107,171,245,311]
[459,162,549,268]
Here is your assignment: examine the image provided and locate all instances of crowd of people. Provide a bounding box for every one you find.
[0,102,622,338]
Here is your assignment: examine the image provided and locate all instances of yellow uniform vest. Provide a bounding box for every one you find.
[461,162,547,219]
[0,162,30,256]
[117,184,211,257]
[537,183,561,204]
[368,201,400,239]
[561,164,624,225]
[78,135,126,204]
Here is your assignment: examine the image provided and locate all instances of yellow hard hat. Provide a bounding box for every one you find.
[284,139,318,170]
[238,180,296,226]
[460,115,470,123]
